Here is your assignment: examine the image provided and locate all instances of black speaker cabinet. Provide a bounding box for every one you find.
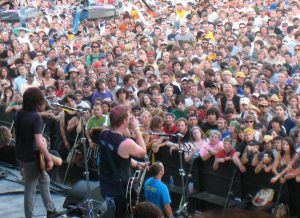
[63,180,103,208]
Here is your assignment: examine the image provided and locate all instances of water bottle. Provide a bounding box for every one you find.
[169,176,174,187]
[188,182,194,193]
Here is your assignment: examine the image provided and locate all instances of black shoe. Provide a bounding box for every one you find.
[47,209,63,218]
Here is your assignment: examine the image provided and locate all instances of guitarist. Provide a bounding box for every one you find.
[98,105,147,218]
[14,87,60,218]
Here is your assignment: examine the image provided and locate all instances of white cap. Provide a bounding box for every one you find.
[240,97,250,105]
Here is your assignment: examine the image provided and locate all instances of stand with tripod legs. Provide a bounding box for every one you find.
[76,110,102,218]
[175,134,191,218]
[54,102,102,218]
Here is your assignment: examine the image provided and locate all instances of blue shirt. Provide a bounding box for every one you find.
[144,177,171,212]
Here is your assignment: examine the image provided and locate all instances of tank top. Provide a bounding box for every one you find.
[98,129,132,197]
[64,111,77,141]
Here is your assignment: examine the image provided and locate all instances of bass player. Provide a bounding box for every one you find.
[14,87,61,218]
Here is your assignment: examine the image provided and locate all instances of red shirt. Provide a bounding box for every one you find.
[163,124,177,134]
[216,149,236,159]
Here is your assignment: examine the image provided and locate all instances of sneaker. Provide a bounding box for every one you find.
[47,209,63,218]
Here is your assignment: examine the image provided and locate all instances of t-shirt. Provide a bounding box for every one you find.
[91,91,113,105]
[216,148,236,159]
[15,111,42,162]
[171,109,187,119]
[200,141,224,158]
[144,177,171,212]
[87,115,110,130]
[200,122,218,136]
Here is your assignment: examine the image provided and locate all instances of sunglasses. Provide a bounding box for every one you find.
[245,120,254,123]
[259,105,268,108]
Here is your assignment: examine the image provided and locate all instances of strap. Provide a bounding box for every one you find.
[100,130,126,197]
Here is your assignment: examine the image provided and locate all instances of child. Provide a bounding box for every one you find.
[213,137,236,171]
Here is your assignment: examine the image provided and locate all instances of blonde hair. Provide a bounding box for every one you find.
[0,126,11,147]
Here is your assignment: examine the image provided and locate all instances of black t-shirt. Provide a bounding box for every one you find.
[221,95,241,113]
[200,122,218,136]
[159,83,181,95]
[0,50,8,60]
[83,94,93,106]
[15,111,42,162]
[235,141,247,156]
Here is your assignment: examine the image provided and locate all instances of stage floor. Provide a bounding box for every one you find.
[0,165,67,218]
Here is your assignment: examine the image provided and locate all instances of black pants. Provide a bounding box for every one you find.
[103,195,131,218]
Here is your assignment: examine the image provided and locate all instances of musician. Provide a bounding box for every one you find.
[144,161,174,218]
[98,105,147,218]
[14,87,60,218]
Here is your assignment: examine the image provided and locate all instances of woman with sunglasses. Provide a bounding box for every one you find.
[86,41,103,67]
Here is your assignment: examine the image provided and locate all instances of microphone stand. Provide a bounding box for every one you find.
[76,110,101,217]
[54,102,101,217]
[176,134,189,218]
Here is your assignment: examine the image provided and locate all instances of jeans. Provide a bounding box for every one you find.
[19,161,55,218]
[104,195,131,218]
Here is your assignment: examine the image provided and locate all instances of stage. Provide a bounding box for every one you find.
[0,164,68,218]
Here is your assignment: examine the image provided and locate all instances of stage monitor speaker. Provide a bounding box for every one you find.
[63,180,103,208]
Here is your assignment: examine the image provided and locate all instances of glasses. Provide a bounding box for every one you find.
[245,120,254,123]
[92,46,99,48]
[259,105,268,108]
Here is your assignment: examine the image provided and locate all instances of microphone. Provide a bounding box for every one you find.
[52,102,84,112]
[175,133,184,138]
[142,131,175,137]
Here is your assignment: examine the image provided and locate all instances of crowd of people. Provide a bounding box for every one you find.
[1,0,300,217]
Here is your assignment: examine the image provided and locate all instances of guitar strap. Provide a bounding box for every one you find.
[100,130,126,198]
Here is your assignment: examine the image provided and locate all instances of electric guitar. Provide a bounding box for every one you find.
[126,151,152,213]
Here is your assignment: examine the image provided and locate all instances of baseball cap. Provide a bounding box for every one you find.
[263,135,273,143]
[222,70,232,75]
[240,97,250,105]
[68,67,78,73]
[203,96,214,102]
[291,74,300,80]
[258,100,269,106]
[181,77,189,82]
[270,94,281,102]
[236,71,246,78]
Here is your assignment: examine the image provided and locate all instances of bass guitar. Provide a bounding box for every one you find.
[36,137,63,173]
[126,150,152,213]
[36,151,63,173]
